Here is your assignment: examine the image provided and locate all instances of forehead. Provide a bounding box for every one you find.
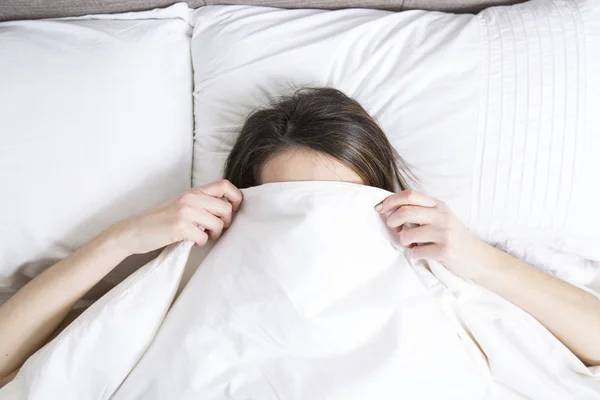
[260,148,363,185]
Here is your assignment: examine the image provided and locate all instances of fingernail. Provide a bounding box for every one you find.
[375,203,383,212]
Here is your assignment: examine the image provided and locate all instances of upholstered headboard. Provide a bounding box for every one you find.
[0,0,527,21]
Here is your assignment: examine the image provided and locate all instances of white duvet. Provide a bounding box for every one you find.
[3,182,599,400]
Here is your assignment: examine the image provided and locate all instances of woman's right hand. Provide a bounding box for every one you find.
[105,179,243,256]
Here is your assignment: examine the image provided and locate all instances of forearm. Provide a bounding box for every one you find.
[0,229,129,377]
[472,242,600,366]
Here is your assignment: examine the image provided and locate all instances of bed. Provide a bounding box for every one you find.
[0,0,599,398]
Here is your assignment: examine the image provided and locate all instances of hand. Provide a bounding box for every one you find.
[376,189,489,280]
[105,179,243,256]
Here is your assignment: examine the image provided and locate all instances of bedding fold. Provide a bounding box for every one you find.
[3,182,599,399]
[110,182,599,399]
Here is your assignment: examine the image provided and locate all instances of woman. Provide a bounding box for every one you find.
[1,87,599,387]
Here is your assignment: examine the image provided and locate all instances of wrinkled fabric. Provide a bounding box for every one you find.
[114,182,598,399]
[0,241,193,400]
[3,182,599,400]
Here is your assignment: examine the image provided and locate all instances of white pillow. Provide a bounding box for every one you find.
[190,0,600,284]
[0,7,194,302]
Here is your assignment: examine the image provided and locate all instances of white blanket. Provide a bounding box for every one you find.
[3,182,599,399]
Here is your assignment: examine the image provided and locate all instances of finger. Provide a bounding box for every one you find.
[399,225,442,247]
[201,196,233,228]
[408,243,439,260]
[180,192,233,228]
[376,190,438,213]
[175,205,224,239]
[194,209,225,240]
[198,179,243,211]
[183,226,209,247]
[386,205,437,230]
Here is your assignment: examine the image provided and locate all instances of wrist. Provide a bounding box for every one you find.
[468,240,509,284]
[92,224,133,263]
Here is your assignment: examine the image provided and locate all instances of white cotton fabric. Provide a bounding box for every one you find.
[109,182,600,400]
[3,182,598,399]
[472,0,600,287]
[53,3,191,22]
[0,10,193,304]
[190,0,600,286]
[0,241,193,400]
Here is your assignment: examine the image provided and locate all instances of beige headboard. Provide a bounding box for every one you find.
[0,0,526,21]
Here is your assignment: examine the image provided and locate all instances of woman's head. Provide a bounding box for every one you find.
[224,87,413,192]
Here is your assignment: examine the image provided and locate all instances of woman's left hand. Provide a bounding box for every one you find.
[376,190,489,280]
[377,190,600,368]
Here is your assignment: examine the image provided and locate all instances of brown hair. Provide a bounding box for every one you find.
[224,87,414,192]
